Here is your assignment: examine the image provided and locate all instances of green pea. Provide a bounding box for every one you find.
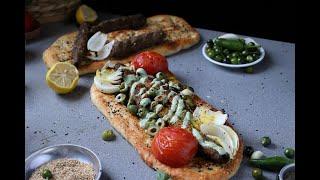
[127,105,138,115]
[252,168,263,179]
[214,54,225,62]
[261,136,271,147]
[246,55,254,62]
[102,130,115,141]
[242,50,248,56]
[42,169,53,179]
[214,48,221,54]
[284,148,295,159]
[231,57,238,64]
[245,66,254,73]
[206,49,215,58]
[231,52,239,58]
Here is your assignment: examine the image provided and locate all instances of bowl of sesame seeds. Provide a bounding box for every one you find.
[25,144,102,180]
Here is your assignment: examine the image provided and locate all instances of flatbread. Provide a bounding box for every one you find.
[90,72,243,180]
[43,15,201,75]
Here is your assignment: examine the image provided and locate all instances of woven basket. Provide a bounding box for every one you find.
[26,0,81,24]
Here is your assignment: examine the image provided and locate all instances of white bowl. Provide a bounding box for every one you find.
[202,34,265,68]
[25,144,102,180]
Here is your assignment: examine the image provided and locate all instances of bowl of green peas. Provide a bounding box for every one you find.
[202,33,265,68]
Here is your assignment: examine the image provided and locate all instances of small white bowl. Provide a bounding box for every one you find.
[202,34,265,68]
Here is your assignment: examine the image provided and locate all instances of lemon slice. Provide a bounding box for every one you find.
[76,4,98,24]
[46,62,79,94]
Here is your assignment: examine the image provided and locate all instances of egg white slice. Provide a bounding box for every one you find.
[193,106,228,126]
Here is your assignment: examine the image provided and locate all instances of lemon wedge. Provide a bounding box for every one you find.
[46,62,79,94]
[76,4,98,24]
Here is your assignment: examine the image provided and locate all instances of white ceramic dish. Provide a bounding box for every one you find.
[25,144,102,180]
[202,33,265,68]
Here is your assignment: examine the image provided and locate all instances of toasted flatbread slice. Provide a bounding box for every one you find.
[43,15,200,75]
[90,72,243,180]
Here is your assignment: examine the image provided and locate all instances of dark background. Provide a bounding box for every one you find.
[83,0,295,43]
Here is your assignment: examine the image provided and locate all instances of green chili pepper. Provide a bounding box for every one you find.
[215,38,245,51]
[248,156,294,172]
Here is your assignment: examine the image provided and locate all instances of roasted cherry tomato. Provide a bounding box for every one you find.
[151,127,198,167]
[131,51,168,75]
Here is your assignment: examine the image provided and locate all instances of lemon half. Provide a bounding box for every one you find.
[76,4,98,24]
[46,62,79,94]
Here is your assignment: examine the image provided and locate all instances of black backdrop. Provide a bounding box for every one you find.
[82,0,295,42]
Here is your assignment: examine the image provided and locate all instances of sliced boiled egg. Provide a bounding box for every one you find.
[192,106,228,129]
[200,123,239,159]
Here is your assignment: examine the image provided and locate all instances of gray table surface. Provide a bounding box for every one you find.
[25,17,295,180]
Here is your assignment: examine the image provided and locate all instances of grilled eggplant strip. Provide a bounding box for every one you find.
[72,23,91,66]
[109,29,166,58]
[90,14,146,34]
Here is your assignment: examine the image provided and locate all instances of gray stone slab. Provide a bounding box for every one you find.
[25,19,295,180]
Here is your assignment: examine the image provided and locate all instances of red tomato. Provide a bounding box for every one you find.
[131,51,168,75]
[151,127,198,167]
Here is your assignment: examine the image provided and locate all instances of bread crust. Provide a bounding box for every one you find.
[90,72,243,180]
[43,15,201,75]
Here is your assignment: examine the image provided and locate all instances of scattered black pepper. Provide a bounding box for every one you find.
[67,127,69,129]
[132,162,135,165]
[123,177,126,179]
[280,72,283,75]
[26,126,29,128]
[34,131,37,134]
[65,133,69,136]
[256,130,259,131]
[286,80,288,83]
[97,116,100,119]
[221,109,226,113]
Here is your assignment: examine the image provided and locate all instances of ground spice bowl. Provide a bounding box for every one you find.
[25,144,102,180]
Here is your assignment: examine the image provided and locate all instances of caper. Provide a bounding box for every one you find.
[261,136,271,147]
[284,148,295,159]
[252,168,263,179]
[102,130,115,141]
[115,93,126,103]
[137,108,148,117]
[42,169,53,179]
[127,105,138,115]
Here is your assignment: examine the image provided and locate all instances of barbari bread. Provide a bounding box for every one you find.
[43,15,200,75]
[90,69,243,180]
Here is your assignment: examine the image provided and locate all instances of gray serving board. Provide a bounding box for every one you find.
[25,15,295,180]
